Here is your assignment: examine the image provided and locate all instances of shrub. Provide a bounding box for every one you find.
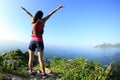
[50,57,112,80]
[0,73,2,80]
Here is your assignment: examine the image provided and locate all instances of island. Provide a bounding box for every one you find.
[95,43,120,48]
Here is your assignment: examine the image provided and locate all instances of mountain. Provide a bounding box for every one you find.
[95,43,120,48]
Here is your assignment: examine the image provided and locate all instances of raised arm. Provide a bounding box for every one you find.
[43,5,63,23]
[21,7,34,21]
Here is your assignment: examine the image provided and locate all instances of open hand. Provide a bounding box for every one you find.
[57,5,64,9]
[21,7,25,10]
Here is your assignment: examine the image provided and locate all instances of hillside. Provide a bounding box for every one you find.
[0,49,28,79]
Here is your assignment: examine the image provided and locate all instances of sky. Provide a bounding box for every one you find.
[0,0,120,47]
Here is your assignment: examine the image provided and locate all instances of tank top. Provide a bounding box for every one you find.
[31,21,44,42]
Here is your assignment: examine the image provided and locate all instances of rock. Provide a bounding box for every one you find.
[2,73,28,80]
[45,68,51,74]
[34,68,51,74]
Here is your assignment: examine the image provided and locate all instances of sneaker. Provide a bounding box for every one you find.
[29,72,36,78]
[42,74,48,78]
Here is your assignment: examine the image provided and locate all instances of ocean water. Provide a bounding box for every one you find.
[44,46,120,65]
[0,41,120,65]
[0,40,28,54]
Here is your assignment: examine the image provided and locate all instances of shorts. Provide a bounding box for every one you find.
[29,41,44,52]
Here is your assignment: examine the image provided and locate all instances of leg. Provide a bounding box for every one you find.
[37,50,45,75]
[28,49,34,73]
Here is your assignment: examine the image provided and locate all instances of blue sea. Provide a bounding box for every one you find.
[0,40,120,66]
[44,46,120,65]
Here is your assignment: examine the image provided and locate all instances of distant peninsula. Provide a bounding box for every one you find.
[95,43,120,48]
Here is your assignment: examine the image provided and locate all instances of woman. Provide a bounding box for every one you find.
[21,5,63,78]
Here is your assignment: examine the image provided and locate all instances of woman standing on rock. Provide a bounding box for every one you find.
[21,5,63,78]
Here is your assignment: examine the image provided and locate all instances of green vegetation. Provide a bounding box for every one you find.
[0,49,120,79]
[0,72,2,80]
[0,49,29,78]
[50,57,120,80]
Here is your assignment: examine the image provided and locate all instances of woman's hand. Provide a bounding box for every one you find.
[57,5,64,10]
[21,7,25,10]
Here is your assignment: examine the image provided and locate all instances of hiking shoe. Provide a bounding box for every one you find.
[42,74,48,78]
[29,72,36,78]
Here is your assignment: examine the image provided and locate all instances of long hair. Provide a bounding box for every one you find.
[32,11,43,24]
